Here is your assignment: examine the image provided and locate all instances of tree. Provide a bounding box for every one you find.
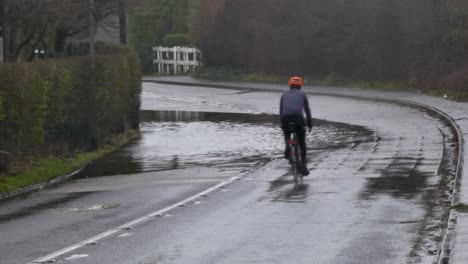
[2,0,143,62]
[128,0,195,72]
[198,0,468,83]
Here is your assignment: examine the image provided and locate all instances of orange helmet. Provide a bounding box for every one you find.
[289,76,303,88]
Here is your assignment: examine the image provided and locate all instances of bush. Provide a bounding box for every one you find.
[0,48,142,156]
[437,65,468,100]
[163,34,192,47]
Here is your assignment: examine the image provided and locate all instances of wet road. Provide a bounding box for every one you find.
[0,82,457,264]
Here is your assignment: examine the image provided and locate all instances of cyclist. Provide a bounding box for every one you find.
[279,76,312,176]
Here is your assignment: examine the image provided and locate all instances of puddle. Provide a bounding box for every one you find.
[78,110,374,178]
[0,192,92,223]
[360,169,431,200]
[359,123,457,201]
[66,203,120,213]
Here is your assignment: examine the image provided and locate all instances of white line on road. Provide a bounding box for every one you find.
[64,254,89,261]
[27,175,242,264]
[118,232,134,238]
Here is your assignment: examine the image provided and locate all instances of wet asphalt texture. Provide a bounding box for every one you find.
[0,82,458,264]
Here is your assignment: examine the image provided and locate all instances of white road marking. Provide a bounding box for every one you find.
[118,233,133,238]
[64,254,89,261]
[27,175,241,264]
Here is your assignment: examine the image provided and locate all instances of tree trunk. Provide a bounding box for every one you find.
[89,0,96,67]
[119,0,127,44]
[0,0,6,63]
[54,29,67,57]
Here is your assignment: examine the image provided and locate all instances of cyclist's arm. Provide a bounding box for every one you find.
[304,95,312,128]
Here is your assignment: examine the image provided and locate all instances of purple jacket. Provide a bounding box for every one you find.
[279,88,312,127]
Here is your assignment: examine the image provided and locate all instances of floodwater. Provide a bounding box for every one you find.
[78,110,374,178]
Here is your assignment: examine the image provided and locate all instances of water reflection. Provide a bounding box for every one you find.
[272,184,310,203]
[140,110,279,124]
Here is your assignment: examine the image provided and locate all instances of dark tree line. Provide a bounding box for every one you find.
[199,0,468,88]
[0,0,142,62]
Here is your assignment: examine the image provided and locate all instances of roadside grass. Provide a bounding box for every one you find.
[241,73,289,83]
[307,79,409,91]
[453,203,468,213]
[193,67,408,88]
[425,89,468,101]
[194,67,468,101]
[0,130,139,195]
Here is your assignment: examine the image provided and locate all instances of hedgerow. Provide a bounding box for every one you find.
[0,48,142,157]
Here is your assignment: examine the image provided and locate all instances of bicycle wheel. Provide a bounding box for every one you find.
[290,134,299,185]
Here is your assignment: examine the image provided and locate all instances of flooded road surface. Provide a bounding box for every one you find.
[82,110,370,177]
[0,110,369,264]
[0,82,457,264]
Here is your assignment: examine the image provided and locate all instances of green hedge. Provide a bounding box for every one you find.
[0,48,142,156]
[162,34,192,47]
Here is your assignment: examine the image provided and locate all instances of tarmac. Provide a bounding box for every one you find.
[144,76,468,264]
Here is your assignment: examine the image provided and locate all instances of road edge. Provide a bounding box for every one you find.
[0,164,90,203]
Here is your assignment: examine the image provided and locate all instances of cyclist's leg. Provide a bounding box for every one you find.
[296,125,306,161]
[283,128,291,159]
[296,125,309,175]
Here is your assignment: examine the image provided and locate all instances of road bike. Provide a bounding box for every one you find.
[287,123,303,185]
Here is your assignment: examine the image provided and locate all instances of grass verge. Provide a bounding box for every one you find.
[0,130,139,195]
[194,67,468,101]
[453,203,468,213]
